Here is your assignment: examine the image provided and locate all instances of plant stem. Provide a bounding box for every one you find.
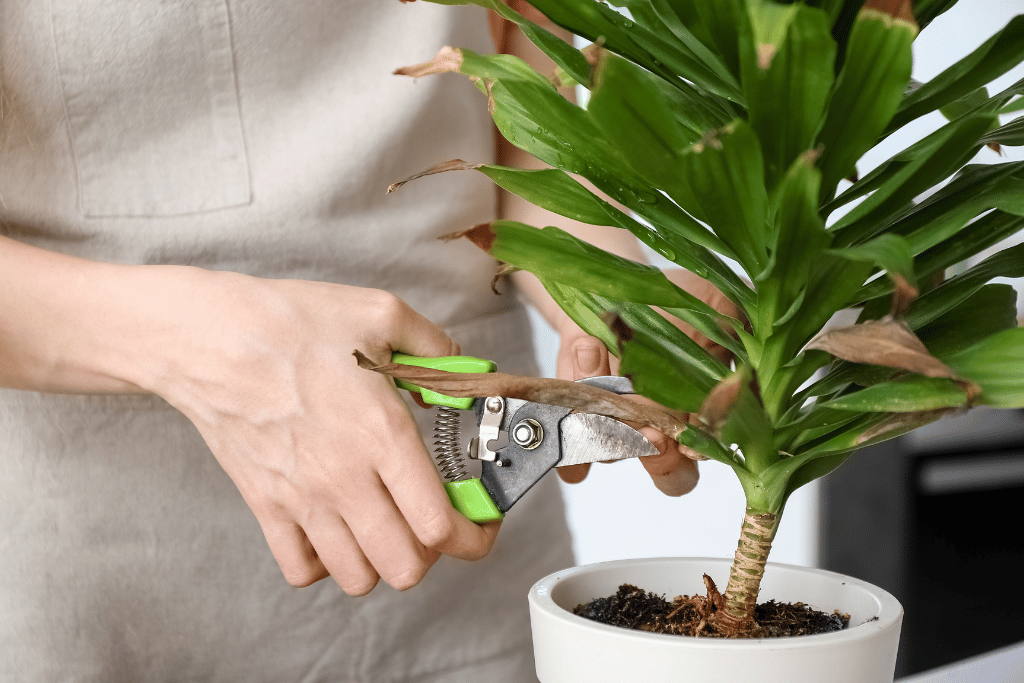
[711,507,781,635]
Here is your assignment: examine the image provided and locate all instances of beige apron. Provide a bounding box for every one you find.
[0,1,572,680]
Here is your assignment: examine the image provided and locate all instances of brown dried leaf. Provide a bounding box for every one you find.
[863,0,916,25]
[890,274,919,318]
[393,46,463,79]
[757,44,777,71]
[387,159,481,194]
[354,350,689,438]
[806,317,955,379]
[856,408,953,445]
[439,222,496,252]
[699,372,746,432]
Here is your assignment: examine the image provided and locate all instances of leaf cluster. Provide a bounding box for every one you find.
[406,0,1024,514]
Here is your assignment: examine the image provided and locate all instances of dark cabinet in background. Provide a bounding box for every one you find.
[820,408,1024,679]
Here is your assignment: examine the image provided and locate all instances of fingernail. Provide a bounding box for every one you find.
[574,346,602,375]
[680,445,709,462]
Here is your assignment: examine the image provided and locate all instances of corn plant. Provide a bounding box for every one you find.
[387,0,1024,634]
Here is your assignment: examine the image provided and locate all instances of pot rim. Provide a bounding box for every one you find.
[529,557,903,651]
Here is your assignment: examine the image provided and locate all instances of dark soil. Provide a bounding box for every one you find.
[574,579,850,639]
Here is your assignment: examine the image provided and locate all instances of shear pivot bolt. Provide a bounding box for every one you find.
[512,419,543,450]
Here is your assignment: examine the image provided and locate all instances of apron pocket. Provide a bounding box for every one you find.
[50,0,251,217]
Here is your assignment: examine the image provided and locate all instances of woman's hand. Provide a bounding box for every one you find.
[140,270,501,595]
[553,268,739,496]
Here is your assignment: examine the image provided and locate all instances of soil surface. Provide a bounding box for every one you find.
[574,580,850,639]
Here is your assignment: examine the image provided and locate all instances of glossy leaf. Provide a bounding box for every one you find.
[815,7,916,199]
[588,52,700,191]
[913,211,1024,286]
[611,317,717,413]
[917,284,1019,359]
[742,4,836,188]
[758,153,833,335]
[886,15,1024,134]
[946,328,1024,408]
[544,281,734,381]
[818,376,969,412]
[905,242,1024,328]
[827,78,1024,219]
[468,221,732,322]
[980,116,1024,147]
[525,0,744,104]
[719,376,777,475]
[668,120,770,276]
[830,113,996,246]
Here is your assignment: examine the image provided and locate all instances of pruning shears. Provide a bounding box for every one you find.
[391,353,658,523]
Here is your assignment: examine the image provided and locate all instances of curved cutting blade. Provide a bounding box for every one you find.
[557,413,658,467]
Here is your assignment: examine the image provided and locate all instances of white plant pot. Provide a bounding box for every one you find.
[529,558,903,683]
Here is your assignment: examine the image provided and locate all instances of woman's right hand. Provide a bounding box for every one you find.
[143,269,501,594]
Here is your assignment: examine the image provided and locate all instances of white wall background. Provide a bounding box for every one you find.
[526,0,1024,569]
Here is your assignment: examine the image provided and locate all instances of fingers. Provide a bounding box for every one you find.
[637,426,700,497]
[378,417,501,562]
[260,519,331,588]
[381,293,459,359]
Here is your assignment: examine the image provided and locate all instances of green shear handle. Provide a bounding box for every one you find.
[391,353,504,523]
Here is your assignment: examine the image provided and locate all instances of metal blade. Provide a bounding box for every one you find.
[557,413,658,467]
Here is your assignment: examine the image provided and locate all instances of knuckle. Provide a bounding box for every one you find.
[415,507,458,550]
[367,290,409,330]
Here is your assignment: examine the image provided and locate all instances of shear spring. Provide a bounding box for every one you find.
[433,406,468,481]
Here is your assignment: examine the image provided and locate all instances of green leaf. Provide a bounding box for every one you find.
[784,257,875,356]
[588,52,701,191]
[614,321,718,413]
[742,4,836,189]
[815,7,916,199]
[830,113,997,246]
[480,221,727,316]
[759,153,833,334]
[826,79,1024,220]
[667,120,770,276]
[905,242,1024,328]
[542,280,620,352]
[980,116,1024,147]
[818,376,969,412]
[917,284,1018,359]
[718,373,777,475]
[525,0,744,104]
[686,0,748,78]
[886,15,1024,134]
[829,233,916,287]
[939,86,992,123]
[481,0,594,87]
[1000,98,1024,115]
[474,165,749,307]
[543,280,735,384]
[781,453,853,502]
[914,210,1024,285]
[946,328,1024,408]
[775,406,861,452]
[651,0,716,51]
[913,0,961,31]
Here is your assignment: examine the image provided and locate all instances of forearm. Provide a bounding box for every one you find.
[0,235,233,397]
